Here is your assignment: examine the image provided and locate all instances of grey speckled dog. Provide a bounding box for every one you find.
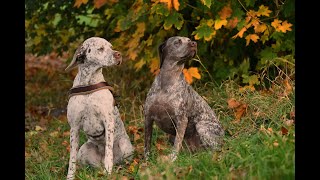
[65,37,134,180]
[144,36,224,161]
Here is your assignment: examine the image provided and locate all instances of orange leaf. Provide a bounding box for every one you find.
[74,0,88,8]
[278,20,292,33]
[160,0,180,11]
[254,23,267,33]
[183,69,193,84]
[232,27,247,39]
[234,104,247,122]
[218,5,232,20]
[271,19,282,29]
[227,98,241,109]
[94,0,108,9]
[226,17,239,29]
[245,34,260,46]
[188,67,201,79]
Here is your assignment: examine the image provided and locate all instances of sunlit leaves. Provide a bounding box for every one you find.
[271,19,293,33]
[218,5,232,20]
[159,0,180,11]
[183,67,201,84]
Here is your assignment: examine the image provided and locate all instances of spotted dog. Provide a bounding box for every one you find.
[144,36,224,161]
[65,37,134,180]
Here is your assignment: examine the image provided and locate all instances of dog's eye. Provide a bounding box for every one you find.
[98,47,104,51]
[174,39,182,45]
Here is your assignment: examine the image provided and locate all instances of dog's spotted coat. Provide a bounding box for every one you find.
[144,36,225,161]
[66,37,133,180]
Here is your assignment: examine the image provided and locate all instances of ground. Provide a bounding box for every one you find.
[25,53,295,179]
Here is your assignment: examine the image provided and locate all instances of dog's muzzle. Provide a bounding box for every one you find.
[188,41,197,57]
[113,51,122,65]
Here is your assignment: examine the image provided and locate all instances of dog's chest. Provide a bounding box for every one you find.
[67,90,114,137]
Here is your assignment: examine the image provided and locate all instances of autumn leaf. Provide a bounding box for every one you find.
[74,0,88,8]
[232,27,247,39]
[160,0,180,11]
[183,67,201,84]
[214,19,228,30]
[227,98,241,109]
[93,0,108,9]
[218,5,233,20]
[200,0,212,8]
[257,5,272,17]
[278,20,293,33]
[226,17,239,29]
[239,85,255,92]
[271,19,282,29]
[134,59,146,70]
[254,23,267,33]
[149,58,160,75]
[193,21,216,41]
[245,34,260,46]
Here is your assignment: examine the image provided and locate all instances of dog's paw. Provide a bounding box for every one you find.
[169,152,177,162]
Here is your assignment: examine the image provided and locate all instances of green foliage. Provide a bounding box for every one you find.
[25,0,295,86]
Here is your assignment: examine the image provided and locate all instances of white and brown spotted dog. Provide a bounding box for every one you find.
[144,36,224,161]
[65,37,133,180]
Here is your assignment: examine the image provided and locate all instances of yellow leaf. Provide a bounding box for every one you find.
[257,5,272,17]
[214,19,228,30]
[271,19,282,29]
[35,125,44,131]
[218,5,232,20]
[232,27,247,39]
[207,19,214,27]
[160,0,172,10]
[74,0,88,8]
[254,23,267,33]
[245,34,260,46]
[149,58,160,75]
[194,34,201,40]
[278,21,292,33]
[134,59,145,70]
[49,131,59,137]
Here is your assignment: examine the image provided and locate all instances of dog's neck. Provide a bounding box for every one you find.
[72,66,105,87]
[159,60,185,89]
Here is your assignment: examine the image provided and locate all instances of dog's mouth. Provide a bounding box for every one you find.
[178,49,197,64]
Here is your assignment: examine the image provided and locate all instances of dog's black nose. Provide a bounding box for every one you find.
[189,41,197,47]
[113,51,121,59]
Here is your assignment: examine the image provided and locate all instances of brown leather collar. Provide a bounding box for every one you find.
[68,82,116,105]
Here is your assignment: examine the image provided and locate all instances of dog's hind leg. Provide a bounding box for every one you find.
[195,120,224,151]
[113,137,134,164]
[144,114,154,160]
[77,140,104,168]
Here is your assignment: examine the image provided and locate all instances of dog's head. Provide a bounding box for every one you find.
[158,36,197,69]
[65,37,122,72]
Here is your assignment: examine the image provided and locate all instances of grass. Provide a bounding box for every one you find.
[25,54,295,179]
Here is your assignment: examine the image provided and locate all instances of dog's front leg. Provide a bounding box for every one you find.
[67,127,80,180]
[103,116,115,174]
[170,115,188,161]
[144,115,154,160]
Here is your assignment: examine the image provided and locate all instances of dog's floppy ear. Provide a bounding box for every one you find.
[158,40,167,69]
[65,43,87,72]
